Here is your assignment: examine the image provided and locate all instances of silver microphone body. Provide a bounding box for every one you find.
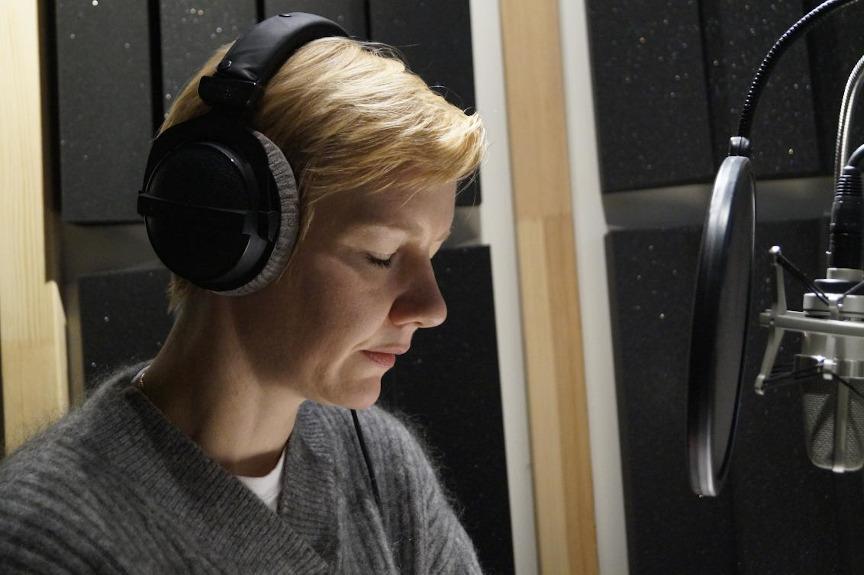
[797,268,864,472]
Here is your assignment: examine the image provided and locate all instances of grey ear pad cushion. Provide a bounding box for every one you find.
[219,131,300,296]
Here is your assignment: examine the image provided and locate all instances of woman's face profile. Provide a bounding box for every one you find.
[230,181,457,409]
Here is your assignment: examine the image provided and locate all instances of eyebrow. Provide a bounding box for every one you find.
[354,223,452,243]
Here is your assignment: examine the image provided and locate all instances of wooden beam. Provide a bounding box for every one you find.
[499,0,599,572]
[0,0,69,455]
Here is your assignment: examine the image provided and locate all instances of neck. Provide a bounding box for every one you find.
[140,296,304,477]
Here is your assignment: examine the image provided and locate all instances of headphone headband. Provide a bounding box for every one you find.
[199,13,348,112]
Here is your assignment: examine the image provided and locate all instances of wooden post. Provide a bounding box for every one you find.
[499,0,600,572]
[0,0,69,455]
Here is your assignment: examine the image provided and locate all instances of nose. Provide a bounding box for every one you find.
[390,259,447,329]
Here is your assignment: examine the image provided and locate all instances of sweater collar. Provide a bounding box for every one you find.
[86,362,336,574]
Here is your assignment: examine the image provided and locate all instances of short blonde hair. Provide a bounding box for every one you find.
[159,36,486,318]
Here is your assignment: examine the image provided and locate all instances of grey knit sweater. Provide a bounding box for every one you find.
[0,362,482,574]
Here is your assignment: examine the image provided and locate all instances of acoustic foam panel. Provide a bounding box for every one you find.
[263,0,369,39]
[701,0,822,180]
[79,267,174,390]
[804,0,864,176]
[379,245,513,575]
[606,226,737,574]
[607,219,864,574]
[159,1,258,110]
[54,0,154,223]
[0,350,4,456]
[585,0,715,192]
[78,246,511,573]
[367,0,481,207]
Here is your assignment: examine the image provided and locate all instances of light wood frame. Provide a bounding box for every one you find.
[0,0,68,456]
[499,0,600,572]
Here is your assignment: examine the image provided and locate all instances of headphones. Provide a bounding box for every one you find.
[137,13,347,295]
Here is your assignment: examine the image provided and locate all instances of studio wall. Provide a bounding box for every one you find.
[52,0,480,224]
[586,0,864,192]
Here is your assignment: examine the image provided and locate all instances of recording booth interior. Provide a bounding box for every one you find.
[6,0,864,574]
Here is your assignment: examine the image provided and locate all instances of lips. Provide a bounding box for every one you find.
[362,350,397,368]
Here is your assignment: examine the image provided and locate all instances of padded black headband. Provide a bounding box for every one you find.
[199,12,348,113]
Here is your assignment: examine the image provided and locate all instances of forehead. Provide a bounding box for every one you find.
[312,183,456,233]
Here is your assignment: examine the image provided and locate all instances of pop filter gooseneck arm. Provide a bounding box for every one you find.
[735,0,863,149]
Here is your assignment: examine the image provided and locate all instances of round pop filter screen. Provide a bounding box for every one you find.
[687,155,755,497]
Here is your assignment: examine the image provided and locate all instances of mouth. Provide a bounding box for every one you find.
[362,350,398,368]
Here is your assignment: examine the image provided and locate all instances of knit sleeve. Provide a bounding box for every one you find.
[0,467,111,574]
[365,407,484,575]
[411,442,483,575]
[0,425,126,575]
[0,517,93,574]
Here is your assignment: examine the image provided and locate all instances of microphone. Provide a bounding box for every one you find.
[756,152,864,473]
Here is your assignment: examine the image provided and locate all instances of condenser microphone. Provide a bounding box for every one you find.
[794,54,864,472]
[761,153,864,473]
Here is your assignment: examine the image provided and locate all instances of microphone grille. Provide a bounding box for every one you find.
[801,374,864,472]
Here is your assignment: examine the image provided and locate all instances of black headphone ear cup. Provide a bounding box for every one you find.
[219,131,300,296]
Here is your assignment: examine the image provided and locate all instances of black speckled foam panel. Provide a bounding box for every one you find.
[263,0,368,39]
[804,0,864,176]
[606,226,737,574]
[607,219,864,573]
[159,1,257,108]
[367,0,481,207]
[379,246,513,575]
[79,267,173,393]
[55,0,154,223]
[700,0,822,178]
[585,0,715,192]
[0,348,4,456]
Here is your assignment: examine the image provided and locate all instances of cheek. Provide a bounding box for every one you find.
[287,254,393,342]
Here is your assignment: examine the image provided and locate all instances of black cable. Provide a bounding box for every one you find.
[736,0,862,143]
[351,409,383,510]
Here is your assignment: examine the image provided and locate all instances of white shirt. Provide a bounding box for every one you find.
[234,446,287,512]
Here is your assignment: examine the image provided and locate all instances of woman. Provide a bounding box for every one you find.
[0,14,486,574]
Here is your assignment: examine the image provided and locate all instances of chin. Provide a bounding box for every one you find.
[323,377,381,411]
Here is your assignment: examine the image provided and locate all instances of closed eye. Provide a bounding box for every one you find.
[366,254,393,268]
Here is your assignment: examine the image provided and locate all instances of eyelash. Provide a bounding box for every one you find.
[366,254,393,269]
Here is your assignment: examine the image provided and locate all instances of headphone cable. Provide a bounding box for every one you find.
[351,409,383,511]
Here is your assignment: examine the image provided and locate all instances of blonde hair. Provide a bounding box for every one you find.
[160,36,486,318]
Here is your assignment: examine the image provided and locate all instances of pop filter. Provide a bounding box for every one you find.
[687,152,755,497]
